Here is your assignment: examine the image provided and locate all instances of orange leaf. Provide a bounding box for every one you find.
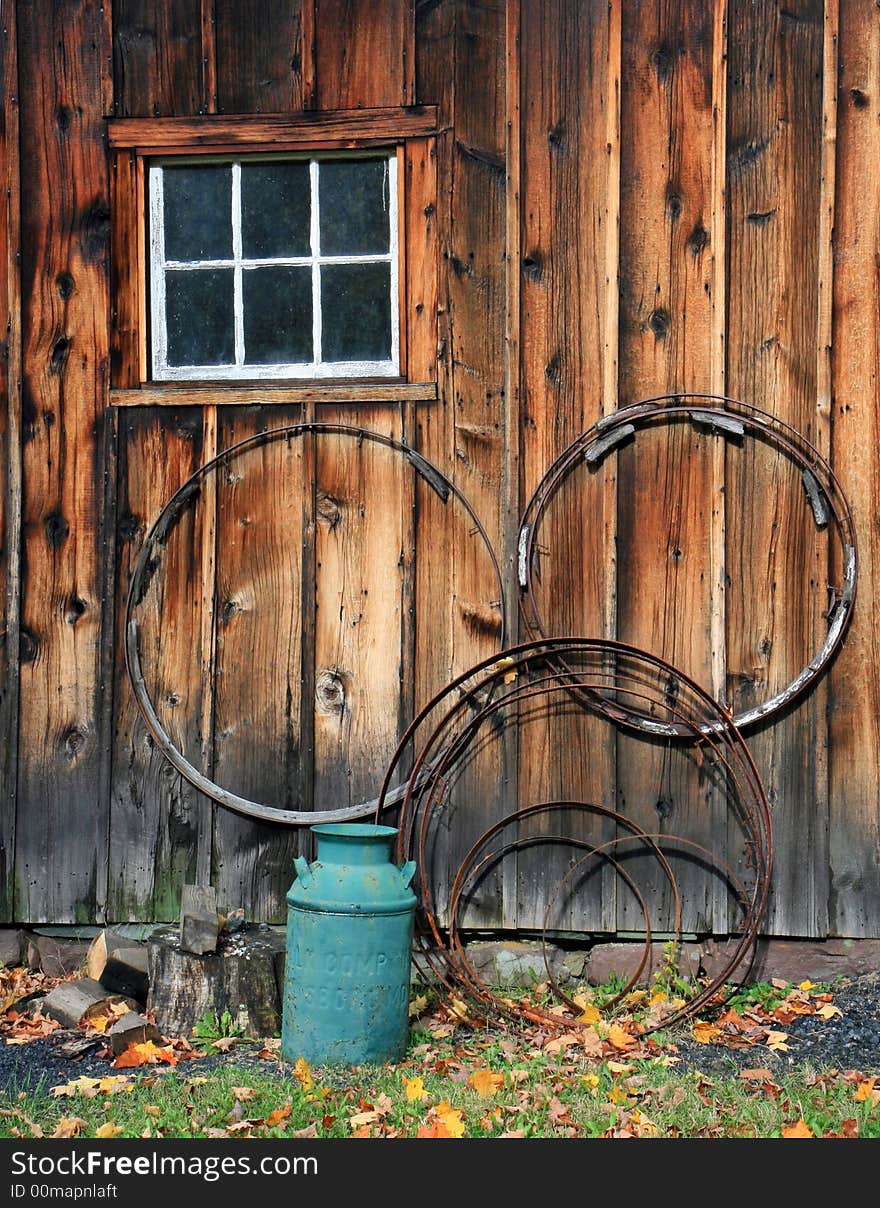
[52,1117,87,1138]
[267,1105,292,1128]
[740,1068,775,1081]
[95,1122,123,1138]
[765,1031,790,1053]
[854,1079,876,1103]
[416,1120,452,1138]
[781,1119,814,1138]
[692,1022,720,1045]
[434,1101,466,1138]
[114,1040,178,1068]
[607,1023,635,1051]
[468,1068,503,1098]
[293,1057,313,1089]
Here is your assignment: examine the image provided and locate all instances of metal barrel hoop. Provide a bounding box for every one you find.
[125,422,506,826]
[518,394,858,735]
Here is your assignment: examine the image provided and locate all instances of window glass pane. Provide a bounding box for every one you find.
[241,162,311,259]
[163,166,232,261]
[165,269,235,366]
[319,159,391,256]
[321,262,392,362]
[243,266,313,364]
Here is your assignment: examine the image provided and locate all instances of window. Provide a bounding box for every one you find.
[108,108,438,403]
[149,154,400,380]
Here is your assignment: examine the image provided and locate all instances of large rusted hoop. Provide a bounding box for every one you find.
[518,395,857,734]
[125,423,506,826]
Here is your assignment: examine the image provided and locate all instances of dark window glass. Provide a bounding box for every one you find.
[241,162,311,259]
[319,159,391,256]
[243,266,313,364]
[163,166,232,261]
[321,263,391,362]
[165,269,235,366]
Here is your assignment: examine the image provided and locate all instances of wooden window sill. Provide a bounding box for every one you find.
[109,381,437,407]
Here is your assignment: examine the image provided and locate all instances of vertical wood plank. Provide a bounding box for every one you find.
[113,0,211,117]
[516,0,619,933]
[211,407,304,922]
[109,150,142,389]
[0,0,21,920]
[615,0,721,935]
[215,0,303,114]
[413,1,507,928]
[310,410,407,819]
[313,0,412,110]
[828,0,880,937]
[726,0,826,936]
[15,0,112,922]
[108,410,209,920]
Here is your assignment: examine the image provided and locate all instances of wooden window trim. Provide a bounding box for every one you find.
[109,108,439,399]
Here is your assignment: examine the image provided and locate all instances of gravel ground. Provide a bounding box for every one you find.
[1,973,878,1096]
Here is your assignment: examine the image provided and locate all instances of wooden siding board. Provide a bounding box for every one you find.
[313,0,412,110]
[828,0,880,937]
[310,409,406,815]
[211,407,304,922]
[516,0,619,934]
[0,0,21,920]
[15,0,112,922]
[113,0,210,117]
[412,0,508,928]
[615,0,721,935]
[726,0,826,936]
[108,409,208,920]
[215,0,303,114]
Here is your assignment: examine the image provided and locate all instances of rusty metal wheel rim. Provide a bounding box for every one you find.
[518,395,857,734]
[125,422,506,826]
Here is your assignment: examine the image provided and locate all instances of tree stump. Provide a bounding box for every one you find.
[147,926,285,1040]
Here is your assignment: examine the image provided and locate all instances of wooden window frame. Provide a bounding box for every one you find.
[108,108,439,406]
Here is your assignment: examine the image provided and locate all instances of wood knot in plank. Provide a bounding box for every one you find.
[50,337,71,373]
[650,43,677,83]
[688,223,709,255]
[56,273,75,299]
[522,251,543,282]
[665,186,683,223]
[547,119,566,150]
[64,594,88,625]
[648,308,670,340]
[316,491,342,529]
[315,668,349,717]
[61,724,89,764]
[45,512,70,549]
[19,627,38,664]
[850,88,869,109]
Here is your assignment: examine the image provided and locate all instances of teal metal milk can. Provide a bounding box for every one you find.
[282,823,417,1066]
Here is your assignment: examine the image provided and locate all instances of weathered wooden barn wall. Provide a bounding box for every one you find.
[0,0,878,936]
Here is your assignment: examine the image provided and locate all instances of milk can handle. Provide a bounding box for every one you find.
[399,860,417,888]
[294,855,312,887]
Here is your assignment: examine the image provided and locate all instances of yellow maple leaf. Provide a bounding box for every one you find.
[266,1105,292,1128]
[95,1122,123,1139]
[87,1014,111,1034]
[797,980,815,992]
[581,1073,600,1089]
[816,1004,842,1020]
[446,997,470,1023]
[468,1068,503,1098]
[766,1030,790,1052]
[854,1079,876,1103]
[781,1119,814,1138]
[408,994,429,1019]
[578,1004,602,1025]
[607,1023,635,1050]
[434,1101,466,1138]
[403,1075,428,1102]
[293,1057,313,1089]
[97,1077,134,1095]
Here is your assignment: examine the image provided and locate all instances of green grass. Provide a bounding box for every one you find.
[1,1034,877,1140]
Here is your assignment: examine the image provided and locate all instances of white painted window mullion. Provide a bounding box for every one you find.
[310,160,322,367]
[149,165,168,378]
[232,162,245,367]
[388,154,400,375]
